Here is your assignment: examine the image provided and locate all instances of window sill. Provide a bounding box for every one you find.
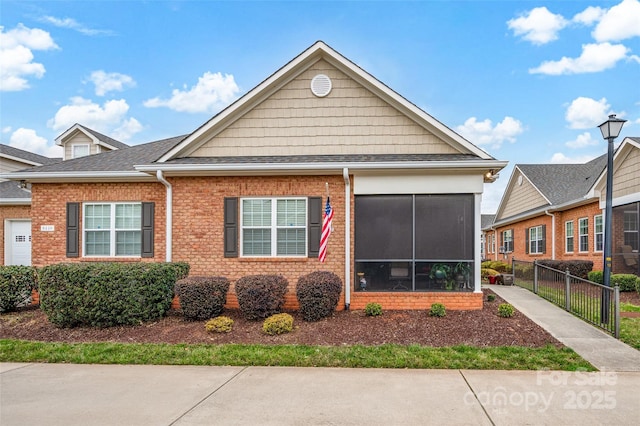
[80,257,142,262]
[239,257,310,263]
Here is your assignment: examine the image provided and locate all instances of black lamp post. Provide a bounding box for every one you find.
[597,114,626,324]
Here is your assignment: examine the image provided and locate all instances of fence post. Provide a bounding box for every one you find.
[533,260,538,294]
[614,285,620,339]
[565,269,571,311]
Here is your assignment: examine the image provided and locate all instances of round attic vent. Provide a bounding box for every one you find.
[310,74,332,97]
[517,175,523,186]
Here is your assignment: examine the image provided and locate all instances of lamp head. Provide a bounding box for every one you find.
[598,114,627,140]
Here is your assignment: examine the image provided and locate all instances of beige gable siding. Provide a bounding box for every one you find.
[499,170,548,220]
[192,60,459,157]
[0,157,32,175]
[612,147,640,199]
[63,133,98,160]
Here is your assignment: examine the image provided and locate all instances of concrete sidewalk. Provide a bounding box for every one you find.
[488,284,640,372]
[2,363,639,425]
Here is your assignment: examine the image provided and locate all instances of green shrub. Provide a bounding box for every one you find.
[514,264,534,281]
[481,268,500,279]
[175,276,230,320]
[481,261,511,273]
[262,313,294,335]
[537,260,593,279]
[429,303,446,317]
[487,294,496,302]
[296,271,342,322]
[235,274,288,320]
[205,316,234,333]
[498,303,515,318]
[636,277,640,296]
[364,302,382,317]
[611,274,639,292]
[588,270,604,284]
[0,266,38,312]
[38,262,189,328]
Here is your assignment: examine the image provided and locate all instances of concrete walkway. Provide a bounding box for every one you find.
[488,284,640,372]
[2,363,639,425]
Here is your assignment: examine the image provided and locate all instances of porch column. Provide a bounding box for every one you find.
[474,192,482,293]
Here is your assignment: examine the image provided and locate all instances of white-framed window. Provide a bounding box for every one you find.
[579,217,589,252]
[565,221,574,253]
[83,203,141,257]
[624,210,639,251]
[241,197,307,257]
[480,234,485,256]
[72,144,90,159]
[489,233,495,253]
[529,225,544,254]
[502,229,513,252]
[594,214,603,252]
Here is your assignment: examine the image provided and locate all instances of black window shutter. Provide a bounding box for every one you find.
[141,202,154,258]
[224,197,238,258]
[308,197,321,258]
[541,225,546,254]
[66,202,79,257]
[510,228,514,252]
[525,228,529,254]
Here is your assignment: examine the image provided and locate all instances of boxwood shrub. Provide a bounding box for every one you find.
[175,276,230,320]
[611,274,639,292]
[0,266,38,312]
[296,271,342,321]
[235,274,288,320]
[587,270,604,284]
[38,262,190,328]
[536,259,593,279]
[262,313,294,335]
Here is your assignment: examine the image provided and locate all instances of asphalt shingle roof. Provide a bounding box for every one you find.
[78,125,130,150]
[481,214,496,229]
[0,180,31,199]
[518,154,607,205]
[0,144,60,166]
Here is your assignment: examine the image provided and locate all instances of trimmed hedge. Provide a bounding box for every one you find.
[0,266,38,312]
[514,264,534,281]
[481,261,512,273]
[296,271,342,321]
[38,262,190,328]
[536,259,593,279]
[175,276,230,320]
[587,270,604,284]
[235,274,288,320]
[611,274,639,292]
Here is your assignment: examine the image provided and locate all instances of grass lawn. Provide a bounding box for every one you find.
[0,339,595,371]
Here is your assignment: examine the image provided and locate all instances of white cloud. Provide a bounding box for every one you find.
[8,128,62,157]
[2,126,12,134]
[48,97,142,141]
[144,71,240,113]
[572,7,606,26]
[565,132,601,149]
[456,116,524,149]
[38,16,114,36]
[0,24,58,91]
[529,42,629,75]
[565,97,611,129]
[593,0,640,42]
[89,70,136,96]
[550,152,599,164]
[507,7,568,45]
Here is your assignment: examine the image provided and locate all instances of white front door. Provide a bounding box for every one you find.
[8,220,31,265]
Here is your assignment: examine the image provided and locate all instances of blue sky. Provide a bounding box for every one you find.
[1,0,639,212]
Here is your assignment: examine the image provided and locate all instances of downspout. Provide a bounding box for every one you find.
[343,167,351,310]
[156,170,172,262]
[545,210,555,260]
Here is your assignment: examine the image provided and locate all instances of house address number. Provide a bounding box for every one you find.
[40,225,55,232]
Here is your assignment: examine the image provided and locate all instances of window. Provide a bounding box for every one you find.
[529,225,544,254]
[594,215,603,252]
[241,198,306,257]
[565,221,574,253]
[480,234,485,256]
[502,229,513,253]
[623,210,639,251]
[579,217,589,252]
[72,144,90,159]
[84,203,141,256]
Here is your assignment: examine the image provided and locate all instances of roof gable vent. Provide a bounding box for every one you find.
[310,74,332,97]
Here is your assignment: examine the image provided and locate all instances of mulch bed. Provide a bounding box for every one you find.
[1,289,638,348]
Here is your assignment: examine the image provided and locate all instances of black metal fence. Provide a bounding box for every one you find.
[512,260,620,338]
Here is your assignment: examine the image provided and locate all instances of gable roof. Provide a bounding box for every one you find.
[2,135,185,182]
[159,41,495,163]
[0,180,32,204]
[55,124,130,150]
[481,214,496,229]
[0,143,60,167]
[589,137,640,206]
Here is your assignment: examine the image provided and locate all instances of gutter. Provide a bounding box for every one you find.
[545,210,556,259]
[343,167,351,310]
[156,170,172,262]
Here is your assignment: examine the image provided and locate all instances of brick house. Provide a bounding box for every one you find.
[1,41,507,310]
[483,137,640,276]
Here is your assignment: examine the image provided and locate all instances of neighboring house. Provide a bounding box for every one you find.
[480,214,495,261]
[0,144,59,266]
[1,41,506,310]
[56,124,130,160]
[483,137,640,276]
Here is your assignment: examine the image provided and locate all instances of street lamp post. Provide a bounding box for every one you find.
[598,114,626,324]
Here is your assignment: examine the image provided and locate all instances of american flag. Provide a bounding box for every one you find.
[318,196,333,262]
